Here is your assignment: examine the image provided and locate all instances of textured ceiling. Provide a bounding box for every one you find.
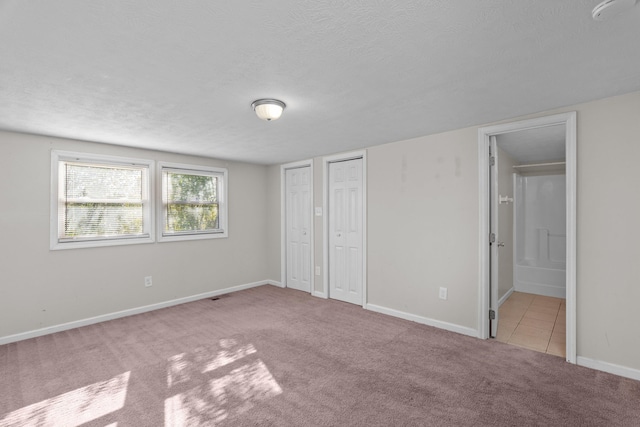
[496,125,566,164]
[1,1,639,165]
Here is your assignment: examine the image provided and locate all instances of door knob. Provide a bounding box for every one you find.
[302,231,307,236]
[337,233,341,237]
[497,242,505,247]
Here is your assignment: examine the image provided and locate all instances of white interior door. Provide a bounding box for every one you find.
[489,136,500,338]
[285,167,311,292]
[328,158,363,305]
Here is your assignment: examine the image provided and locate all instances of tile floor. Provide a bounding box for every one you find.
[495,291,566,358]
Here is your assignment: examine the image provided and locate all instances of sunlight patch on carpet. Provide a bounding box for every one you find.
[167,339,257,387]
[0,372,129,427]
[164,339,282,425]
[203,339,257,373]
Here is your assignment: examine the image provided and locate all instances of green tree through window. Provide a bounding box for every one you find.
[164,170,221,234]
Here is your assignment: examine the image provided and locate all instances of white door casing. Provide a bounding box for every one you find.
[328,158,363,305]
[282,161,313,293]
[478,112,577,363]
[489,136,500,338]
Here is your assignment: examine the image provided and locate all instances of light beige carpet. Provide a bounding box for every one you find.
[1,285,639,426]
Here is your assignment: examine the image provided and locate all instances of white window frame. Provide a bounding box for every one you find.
[50,150,155,250]
[157,161,228,242]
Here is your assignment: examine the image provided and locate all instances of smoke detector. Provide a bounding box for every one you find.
[592,0,637,21]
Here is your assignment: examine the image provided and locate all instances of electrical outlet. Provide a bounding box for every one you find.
[439,287,448,300]
[144,276,153,287]
[315,266,321,276]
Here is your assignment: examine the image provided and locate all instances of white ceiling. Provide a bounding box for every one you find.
[496,124,566,164]
[1,1,639,165]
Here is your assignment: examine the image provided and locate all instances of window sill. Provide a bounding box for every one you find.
[50,236,155,251]
[157,231,228,243]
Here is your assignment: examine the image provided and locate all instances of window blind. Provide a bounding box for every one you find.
[59,162,149,241]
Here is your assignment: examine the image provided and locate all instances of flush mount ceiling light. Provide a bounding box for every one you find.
[251,99,286,121]
[592,0,637,20]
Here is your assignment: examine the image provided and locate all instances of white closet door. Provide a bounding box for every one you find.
[329,158,363,305]
[286,167,311,292]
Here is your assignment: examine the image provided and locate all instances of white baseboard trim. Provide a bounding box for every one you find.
[313,290,328,299]
[365,303,478,338]
[268,280,285,288]
[0,280,273,346]
[577,356,640,382]
[498,287,514,307]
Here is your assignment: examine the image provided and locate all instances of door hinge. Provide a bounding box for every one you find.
[489,233,496,244]
[490,156,495,166]
[489,309,496,320]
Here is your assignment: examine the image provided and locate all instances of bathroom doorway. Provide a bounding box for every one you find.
[478,112,577,363]
[493,126,567,356]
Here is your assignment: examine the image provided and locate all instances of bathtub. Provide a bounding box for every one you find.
[514,173,566,299]
[515,259,566,298]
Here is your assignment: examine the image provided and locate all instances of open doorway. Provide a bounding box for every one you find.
[478,112,577,363]
[492,126,567,356]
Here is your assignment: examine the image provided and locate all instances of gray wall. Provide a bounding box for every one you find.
[312,158,324,293]
[0,131,270,338]
[367,129,479,329]
[269,90,640,373]
[575,91,640,371]
[266,164,282,281]
[3,90,640,375]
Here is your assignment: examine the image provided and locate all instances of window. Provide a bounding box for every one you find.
[159,162,228,241]
[50,151,154,250]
